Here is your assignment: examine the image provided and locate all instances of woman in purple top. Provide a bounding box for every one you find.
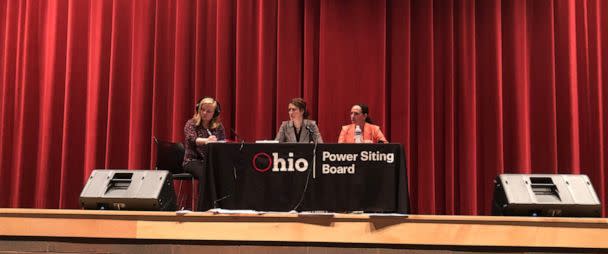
[183,97,225,181]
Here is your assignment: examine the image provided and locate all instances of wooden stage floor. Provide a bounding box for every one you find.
[1,208,607,253]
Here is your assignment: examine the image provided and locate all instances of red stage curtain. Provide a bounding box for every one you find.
[1,0,607,216]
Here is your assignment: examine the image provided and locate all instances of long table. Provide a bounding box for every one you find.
[201,143,409,213]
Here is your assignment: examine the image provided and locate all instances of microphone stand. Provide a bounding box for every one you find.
[213,128,243,209]
[306,125,318,179]
[292,124,318,212]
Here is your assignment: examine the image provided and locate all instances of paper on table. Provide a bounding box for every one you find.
[207,140,227,143]
[297,211,335,217]
[255,140,279,143]
[208,208,265,215]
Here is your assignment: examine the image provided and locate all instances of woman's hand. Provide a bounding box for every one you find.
[195,135,218,146]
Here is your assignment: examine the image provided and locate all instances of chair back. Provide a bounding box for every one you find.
[154,137,186,174]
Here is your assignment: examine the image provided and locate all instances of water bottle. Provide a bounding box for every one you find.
[354,125,362,143]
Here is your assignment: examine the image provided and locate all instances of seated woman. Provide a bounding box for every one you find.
[275,98,323,143]
[338,104,387,143]
[183,97,225,180]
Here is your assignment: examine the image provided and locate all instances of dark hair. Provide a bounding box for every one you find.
[290,98,309,118]
[356,103,372,124]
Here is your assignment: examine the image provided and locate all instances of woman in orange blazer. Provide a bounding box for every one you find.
[338,104,388,143]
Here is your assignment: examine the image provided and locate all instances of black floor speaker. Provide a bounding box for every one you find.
[80,169,177,211]
[492,174,601,217]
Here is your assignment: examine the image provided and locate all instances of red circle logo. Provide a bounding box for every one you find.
[252,152,272,172]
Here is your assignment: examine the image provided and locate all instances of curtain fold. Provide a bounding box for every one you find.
[0,0,606,215]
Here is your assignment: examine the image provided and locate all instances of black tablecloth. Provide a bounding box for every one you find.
[201,143,408,213]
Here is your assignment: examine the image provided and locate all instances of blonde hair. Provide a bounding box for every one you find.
[193,97,220,129]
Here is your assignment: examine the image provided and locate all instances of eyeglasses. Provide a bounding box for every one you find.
[288,108,299,112]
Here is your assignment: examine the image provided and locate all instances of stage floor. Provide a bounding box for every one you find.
[1,208,607,253]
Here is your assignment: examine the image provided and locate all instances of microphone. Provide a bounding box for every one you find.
[230,128,245,151]
[305,125,315,144]
[213,194,232,208]
[230,128,242,142]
